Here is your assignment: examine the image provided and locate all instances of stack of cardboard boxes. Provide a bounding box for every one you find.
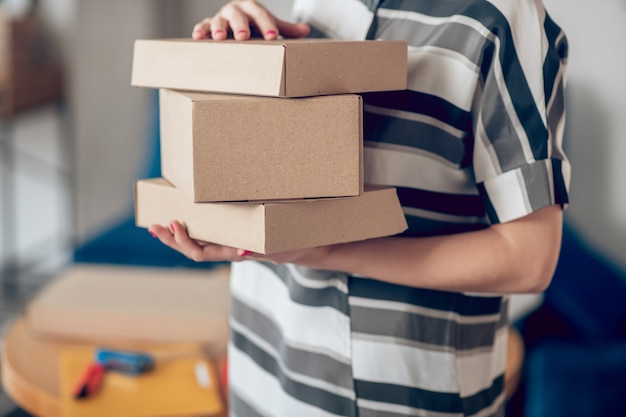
[131,38,409,254]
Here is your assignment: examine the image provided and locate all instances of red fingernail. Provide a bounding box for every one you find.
[149,230,157,238]
[240,250,251,257]
[266,30,277,36]
[236,29,248,35]
[169,222,175,233]
[214,29,224,35]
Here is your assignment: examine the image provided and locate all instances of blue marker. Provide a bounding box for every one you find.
[95,348,155,375]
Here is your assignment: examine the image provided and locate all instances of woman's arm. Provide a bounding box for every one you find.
[318,204,563,294]
[150,204,563,294]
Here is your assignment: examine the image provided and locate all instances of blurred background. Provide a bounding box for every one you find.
[0,0,293,280]
[0,0,625,416]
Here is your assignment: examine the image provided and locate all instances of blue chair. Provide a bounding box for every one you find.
[511,223,626,417]
[523,339,626,417]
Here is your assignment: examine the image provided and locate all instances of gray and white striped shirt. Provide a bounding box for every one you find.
[229,1,569,416]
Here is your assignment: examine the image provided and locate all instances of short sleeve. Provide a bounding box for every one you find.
[472,7,570,224]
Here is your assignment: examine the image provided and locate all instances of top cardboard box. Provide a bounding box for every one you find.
[131,38,407,97]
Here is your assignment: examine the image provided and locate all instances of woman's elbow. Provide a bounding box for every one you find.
[526,257,559,293]
[500,205,564,294]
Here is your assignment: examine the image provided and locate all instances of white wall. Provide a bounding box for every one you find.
[70,0,160,242]
[543,0,626,271]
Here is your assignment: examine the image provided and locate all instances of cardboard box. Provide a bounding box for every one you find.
[131,38,407,97]
[135,178,408,254]
[160,89,363,202]
[25,265,231,349]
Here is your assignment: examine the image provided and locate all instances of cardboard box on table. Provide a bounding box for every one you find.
[131,38,408,97]
[25,265,231,350]
[134,178,408,254]
[159,89,363,202]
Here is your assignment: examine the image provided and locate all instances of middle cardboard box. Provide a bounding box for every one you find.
[160,88,363,203]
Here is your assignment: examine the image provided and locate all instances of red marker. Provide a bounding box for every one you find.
[72,362,106,399]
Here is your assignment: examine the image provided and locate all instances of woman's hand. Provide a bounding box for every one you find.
[149,221,242,262]
[192,0,310,41]
[149,221,329,265]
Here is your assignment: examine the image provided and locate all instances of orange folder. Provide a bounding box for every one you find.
[59,348,224,417]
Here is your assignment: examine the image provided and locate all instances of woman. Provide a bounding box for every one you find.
[151,1,570,415]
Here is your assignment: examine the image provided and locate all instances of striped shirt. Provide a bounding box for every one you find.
[229,1,570,416]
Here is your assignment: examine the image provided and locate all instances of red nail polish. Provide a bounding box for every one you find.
[149,230,158,238]
[266,30,277,36]
[214,29,224,34]
[169,223,175,233]
[240,250,251,257]
[236,29,248,35]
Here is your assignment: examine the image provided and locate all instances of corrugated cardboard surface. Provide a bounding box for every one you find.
[132,38,407,97]
[160,89,363,202]
[25,265,231,350]
[135,178,408,254]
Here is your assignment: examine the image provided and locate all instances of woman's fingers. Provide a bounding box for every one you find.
[149,221,249,262]
[209,15,229,40]
[148,224,179,249]
[219,3,252,40]
[169,221,208,262]
[191,15,230,40]
[192,17,212,40]
[274,19,310,38]
[191,0,310,41]
[236,1,280,39]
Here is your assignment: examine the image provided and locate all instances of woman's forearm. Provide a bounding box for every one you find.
[311,205,563,294]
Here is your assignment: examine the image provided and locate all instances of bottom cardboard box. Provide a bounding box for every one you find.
[135,178,408,254]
